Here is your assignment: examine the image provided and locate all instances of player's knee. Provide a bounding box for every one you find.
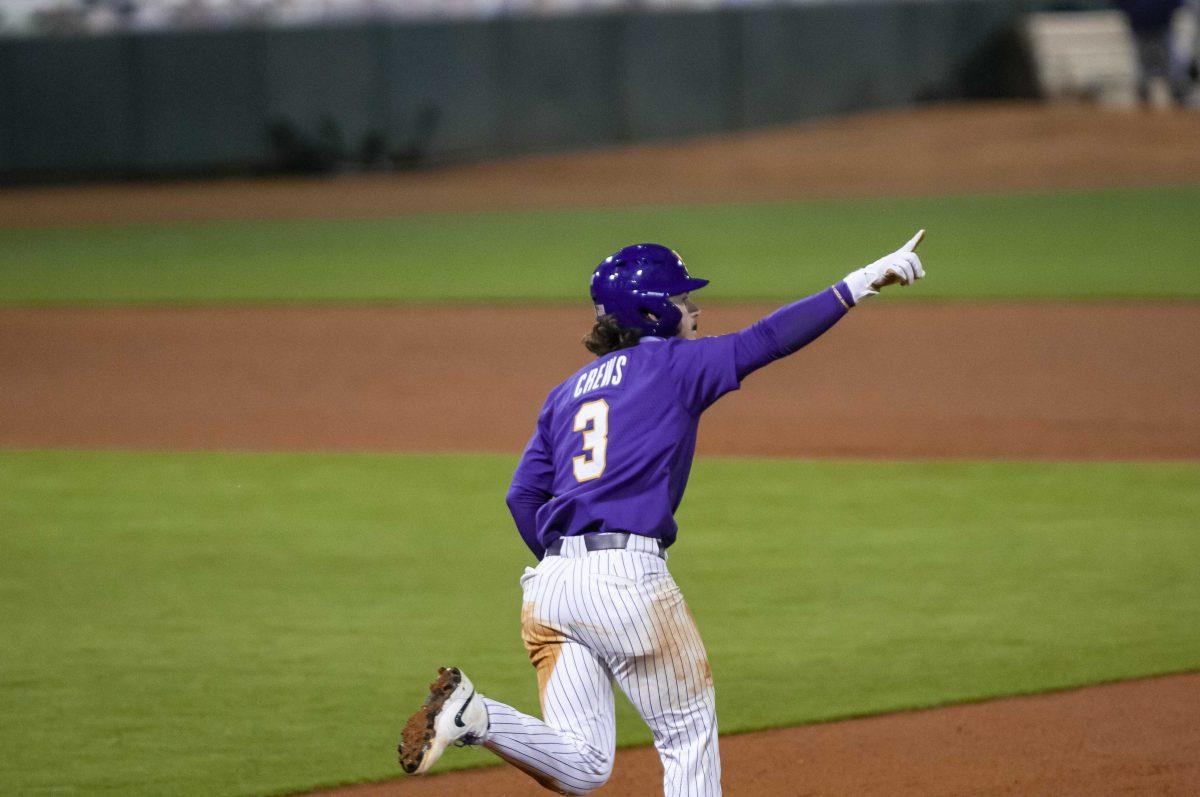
[558,758,612,795]
[526,752,610,795]
[558,775,608,795]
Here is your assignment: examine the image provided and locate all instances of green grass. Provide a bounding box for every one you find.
[1,185,1197,304]
[1,450,1198,795]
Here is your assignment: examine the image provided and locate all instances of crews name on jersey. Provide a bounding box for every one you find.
[573,354,628,398]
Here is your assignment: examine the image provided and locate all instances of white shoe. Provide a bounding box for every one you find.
[398,667,489,775]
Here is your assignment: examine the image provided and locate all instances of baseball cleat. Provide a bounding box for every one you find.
[397,666,488,775]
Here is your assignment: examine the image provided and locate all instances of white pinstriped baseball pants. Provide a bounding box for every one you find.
[479,535,720,796]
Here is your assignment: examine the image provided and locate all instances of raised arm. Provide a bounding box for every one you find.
[734,230,926,380]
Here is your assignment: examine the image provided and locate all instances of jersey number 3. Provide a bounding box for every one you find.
[572,399,609,482]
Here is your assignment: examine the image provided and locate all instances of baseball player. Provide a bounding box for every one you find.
[397,232,927,795]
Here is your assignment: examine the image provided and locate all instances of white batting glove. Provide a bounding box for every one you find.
[843,229,926,303]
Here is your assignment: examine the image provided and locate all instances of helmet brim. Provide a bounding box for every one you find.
[666,277,709,296]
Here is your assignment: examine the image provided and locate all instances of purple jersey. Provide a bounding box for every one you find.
[507,283,854,558]
[510,334,740,550]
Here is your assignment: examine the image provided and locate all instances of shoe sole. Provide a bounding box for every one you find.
[398,667,462,775]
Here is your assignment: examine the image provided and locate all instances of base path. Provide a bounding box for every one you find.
[309,672,1200,796]
[2,302,1197,459]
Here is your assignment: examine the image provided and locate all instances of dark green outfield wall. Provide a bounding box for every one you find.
[0,1,1030,182]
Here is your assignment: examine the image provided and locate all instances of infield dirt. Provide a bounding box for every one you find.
[2,302,1198,459]
[3,102,1198,795]
[314,673,1200,796]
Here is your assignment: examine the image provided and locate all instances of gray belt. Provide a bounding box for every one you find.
[544,532,666,560]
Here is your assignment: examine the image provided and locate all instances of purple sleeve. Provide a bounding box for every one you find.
[506,483,548,559]
[733,282,854,380]
[667,335,742,414]
[506,395,556,558]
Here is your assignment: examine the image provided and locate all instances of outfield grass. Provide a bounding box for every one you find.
[1,450,1198,795]
[1,185,1197,304]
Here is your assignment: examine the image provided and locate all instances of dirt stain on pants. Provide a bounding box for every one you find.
[521,601,565,711]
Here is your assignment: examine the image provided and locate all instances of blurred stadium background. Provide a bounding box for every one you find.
[0,0,1197,181]
[1,0,1199,795]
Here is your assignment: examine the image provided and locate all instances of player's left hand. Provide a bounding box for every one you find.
[843,229,926,302]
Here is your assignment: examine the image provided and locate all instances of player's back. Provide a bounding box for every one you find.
[528,333,739,547]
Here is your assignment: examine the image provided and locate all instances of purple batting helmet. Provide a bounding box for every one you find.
[589,244,709,338]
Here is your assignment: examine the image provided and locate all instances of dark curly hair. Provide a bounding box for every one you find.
[583,314,644,356]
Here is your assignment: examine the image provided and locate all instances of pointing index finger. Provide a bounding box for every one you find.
[902,229,926,253]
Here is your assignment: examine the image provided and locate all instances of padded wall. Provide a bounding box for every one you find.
[0,1,1025,181]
